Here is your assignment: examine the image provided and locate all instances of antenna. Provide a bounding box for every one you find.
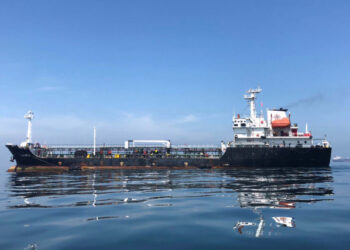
[93,127,96,156]
[24,111,34,144]
[305,123,308,133]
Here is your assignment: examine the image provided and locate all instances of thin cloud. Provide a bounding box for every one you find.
[0,112,221,146]
[174,114,199,124]
[37,86,65,92]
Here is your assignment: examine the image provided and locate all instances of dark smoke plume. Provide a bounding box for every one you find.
[285,93,325,109]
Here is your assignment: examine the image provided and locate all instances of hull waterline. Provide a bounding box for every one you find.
[6,144,331,172]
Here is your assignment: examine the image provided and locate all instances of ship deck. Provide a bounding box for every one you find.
[29,144,223,159]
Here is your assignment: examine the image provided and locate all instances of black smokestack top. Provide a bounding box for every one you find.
[285,93,325,109]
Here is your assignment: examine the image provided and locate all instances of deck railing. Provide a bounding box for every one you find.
[29,144,222,159]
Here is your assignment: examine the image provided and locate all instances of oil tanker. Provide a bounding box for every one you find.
[6,88,332,171]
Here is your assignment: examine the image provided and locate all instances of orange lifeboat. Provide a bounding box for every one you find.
[271,118,291,128]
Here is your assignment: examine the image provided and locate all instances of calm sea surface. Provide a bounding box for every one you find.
[1,164,350,249]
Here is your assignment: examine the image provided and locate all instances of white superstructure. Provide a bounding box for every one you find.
[229,88,330,148]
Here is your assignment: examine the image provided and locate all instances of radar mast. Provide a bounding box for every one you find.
[24,111,34,145]
[244,88,262,121]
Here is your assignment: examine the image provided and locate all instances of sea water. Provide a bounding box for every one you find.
[0,164,349,249]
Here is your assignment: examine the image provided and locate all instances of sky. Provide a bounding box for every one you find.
[1,0,350,166]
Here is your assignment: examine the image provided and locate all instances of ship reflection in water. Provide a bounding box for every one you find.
[231,167,333,237]
[7,167,333,238]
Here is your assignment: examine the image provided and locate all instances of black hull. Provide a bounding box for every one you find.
[221,147,331,167]
[6,145,331,170]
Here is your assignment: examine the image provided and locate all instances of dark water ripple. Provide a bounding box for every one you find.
[1,166,350,249]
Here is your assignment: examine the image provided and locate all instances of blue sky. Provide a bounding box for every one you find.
[1,0,350,162]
